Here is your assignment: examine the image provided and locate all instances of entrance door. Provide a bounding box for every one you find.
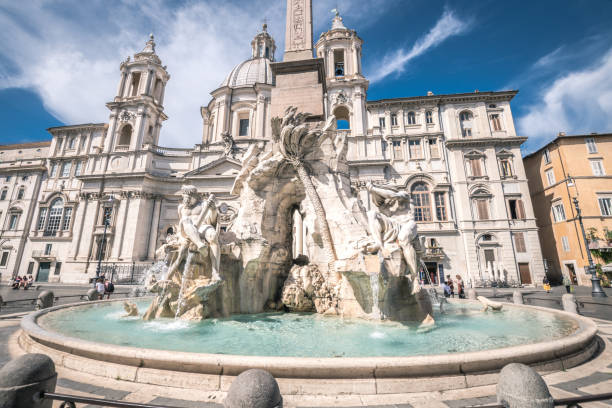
[518,263,532,285]
[565,263,578,284]
[36,262,50,282]
[425,262,438,284]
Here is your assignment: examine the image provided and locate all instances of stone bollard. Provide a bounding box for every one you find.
[35,291,54,310]
[224,369,282,408]
[513,290,524,305]
[467,288,477,300]
[562,294,580,314]
[0,353,57,408]
[86,288,98,301]
[497,363,553,408]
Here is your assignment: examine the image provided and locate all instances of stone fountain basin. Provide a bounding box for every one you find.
[17,298,599,395]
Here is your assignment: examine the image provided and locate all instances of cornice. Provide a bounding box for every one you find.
[445,136,527,148]
[367,90,518,108]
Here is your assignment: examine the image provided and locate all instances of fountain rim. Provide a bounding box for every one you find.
[20,298,598,378]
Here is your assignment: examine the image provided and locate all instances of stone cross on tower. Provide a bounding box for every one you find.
[284,0,313,61]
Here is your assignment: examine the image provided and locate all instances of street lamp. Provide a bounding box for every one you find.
[572,197,608,298]
[95,195,115,283]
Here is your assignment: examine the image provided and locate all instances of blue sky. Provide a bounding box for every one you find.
[1,0,612,154]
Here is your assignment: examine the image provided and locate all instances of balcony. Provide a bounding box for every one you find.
[32,250,57,260]
[423,246,444,260]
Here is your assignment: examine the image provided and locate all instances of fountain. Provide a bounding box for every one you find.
[15,108,600,396]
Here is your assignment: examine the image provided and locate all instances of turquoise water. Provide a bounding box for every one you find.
[38,301,577,357]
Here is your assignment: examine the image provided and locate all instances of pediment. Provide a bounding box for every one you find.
[184,157,242,177]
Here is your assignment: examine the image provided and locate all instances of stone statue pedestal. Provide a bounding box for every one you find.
[270,59,326,119]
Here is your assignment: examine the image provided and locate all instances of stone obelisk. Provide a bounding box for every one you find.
[284,0,314,61]
[270,0,325,119]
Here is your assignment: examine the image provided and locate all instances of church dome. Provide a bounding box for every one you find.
[220,57,274,88]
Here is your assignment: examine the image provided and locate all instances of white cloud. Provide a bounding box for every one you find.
[0,0,393,147]
[517,48,612,147]
[368,9,470,83]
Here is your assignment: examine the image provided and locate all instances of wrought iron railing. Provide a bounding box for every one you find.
[97,262,153,285]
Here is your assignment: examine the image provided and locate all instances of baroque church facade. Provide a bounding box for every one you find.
[0,10,545,286]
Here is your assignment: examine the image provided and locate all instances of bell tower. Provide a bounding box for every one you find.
[251,23,276,61]
[104,35,170,153]
[315,11,369,136]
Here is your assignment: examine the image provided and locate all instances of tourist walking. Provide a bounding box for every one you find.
[456,275,465,299]
[104,278,115,299]
[542,276,551,293]
[563,275,571,293]
[446,275,455,298]
[96,278,105,300]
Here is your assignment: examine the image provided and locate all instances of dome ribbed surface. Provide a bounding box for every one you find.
[221,57,273,88]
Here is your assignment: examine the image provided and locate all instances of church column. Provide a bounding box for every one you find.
[351,44,359,76]
[327,48,334,78]
[71,195,88,260]
[256,95,266,139]
[352,90,365,136]
[117,192,130,260]
[147,196,162,259]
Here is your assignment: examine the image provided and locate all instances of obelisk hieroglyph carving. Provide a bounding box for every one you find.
[284,0,313,61]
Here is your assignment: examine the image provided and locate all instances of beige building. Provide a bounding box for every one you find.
[0,8,545,287]
[524,133,612,285]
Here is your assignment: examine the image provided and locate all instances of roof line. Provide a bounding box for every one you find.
[367,90,518,105]
[523,132,612,159]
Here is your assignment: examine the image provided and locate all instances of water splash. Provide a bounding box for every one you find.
[369,273,382,319]
[129,261,168,297]
[175,252,193,319]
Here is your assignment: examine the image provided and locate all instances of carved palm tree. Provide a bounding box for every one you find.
[272,107,337,275]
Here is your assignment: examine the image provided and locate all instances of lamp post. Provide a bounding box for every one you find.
[572,197,608,298]
[95,196,114,283]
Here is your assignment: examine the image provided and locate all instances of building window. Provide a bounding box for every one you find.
[590,159,605,176]
[469,158,484,177]
[130,72,141,96]
[475,199,490,220]
[0,188,7,200]
[334,49,345,77]
[5,175,11,182]
[490,114,502,131]
[68,137,76,150]
[45,198,64,236]
[102,206,113,225]
[54,262,62,275]
[408,139,422,159]
[50,163,58,178]
[425,110,433,124]
[543,149,551,164]
[239,118,250,137]
[552,203,566,222]
[598,197,612,216]
[390,113,398,126]
[118,124,132,146]
[545,169,555,186]
[62,207,72,230]
[9,213,19,230]
[44,243,52,255]
[60,162,71,178]
[17,187,24,200]
[434,192,447,221]
[500,158,513,178]
[514,232,527,253]
[381,140,388,158]
[392,141,403,159]
[508,199,526,220]
[406,111,416,125]
[0,251,8,267]
[37,208,48,230]
[411,183,432,222]
[22,175,28,181]
[379,117,386,129]
[428,138,439,158]
[561,236,570,252]
[459,110,473,137]
[27,261,34,275]
[74,161,83,176]
[586,137,597,153]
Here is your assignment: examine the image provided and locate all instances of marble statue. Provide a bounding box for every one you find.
[143,106,433,324]
[478,296,504,312]
[122,301,139,317]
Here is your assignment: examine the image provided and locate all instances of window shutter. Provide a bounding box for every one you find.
[477,199,489,220]
[470,159,482,177]
[517,200,526,219]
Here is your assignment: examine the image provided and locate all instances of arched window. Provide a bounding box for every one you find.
[471,188,491,220]
[406,111,416,125]
[118,124,132,146]
[411,183,432,222]
[459,110,473,137]
[333,106,350,130]
[45,198,64,236]
[425,110,433,124]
